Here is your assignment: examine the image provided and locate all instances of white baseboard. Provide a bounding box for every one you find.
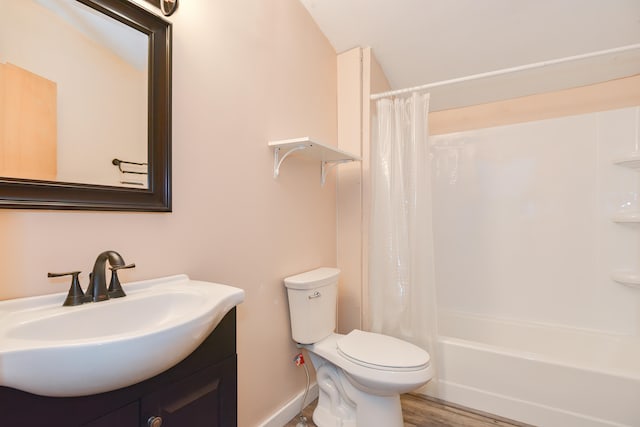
[258,382,319,427]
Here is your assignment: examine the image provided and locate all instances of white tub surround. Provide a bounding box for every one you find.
[430,106,640,427]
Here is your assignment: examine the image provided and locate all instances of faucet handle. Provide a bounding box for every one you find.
[48,271,86,306]
[111,263,136,271]
[108,263,135,298]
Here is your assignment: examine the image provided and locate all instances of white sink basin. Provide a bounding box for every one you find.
[0,274,244,397]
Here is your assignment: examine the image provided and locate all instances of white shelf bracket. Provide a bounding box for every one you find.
[273,145,308,178]
[269,137,360,184]
[321,159,352,186]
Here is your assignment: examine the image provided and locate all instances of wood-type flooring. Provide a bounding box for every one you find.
[284,393,535,427]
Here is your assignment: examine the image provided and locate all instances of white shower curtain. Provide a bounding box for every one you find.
[369,92,438,378]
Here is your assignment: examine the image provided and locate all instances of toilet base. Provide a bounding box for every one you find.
[311,356,404,427]
[313,404,356,427]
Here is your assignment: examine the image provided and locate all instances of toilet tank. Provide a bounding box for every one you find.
[284,267,339,344]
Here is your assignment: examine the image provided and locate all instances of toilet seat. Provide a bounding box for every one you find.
[306,333,433,397]
[336,330,429,372]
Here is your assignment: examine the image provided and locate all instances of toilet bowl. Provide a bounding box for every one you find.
[284,267,432,427]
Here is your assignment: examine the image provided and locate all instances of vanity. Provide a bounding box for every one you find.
[0,273,244,427]
[0,308,237,427]
[0,0,242,422]
[0,1,239,424]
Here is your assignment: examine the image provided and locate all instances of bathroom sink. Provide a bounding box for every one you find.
[0,274,244,397]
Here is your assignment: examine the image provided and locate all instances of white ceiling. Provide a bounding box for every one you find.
[300,0,640,110]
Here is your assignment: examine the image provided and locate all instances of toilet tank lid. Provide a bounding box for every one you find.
[284,267,340,289]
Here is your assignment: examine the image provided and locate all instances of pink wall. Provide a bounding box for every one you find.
[0,1,337,425]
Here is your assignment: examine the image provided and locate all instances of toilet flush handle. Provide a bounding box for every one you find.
[308,291,321,299]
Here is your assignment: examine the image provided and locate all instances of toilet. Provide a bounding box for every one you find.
[284,267,432,427]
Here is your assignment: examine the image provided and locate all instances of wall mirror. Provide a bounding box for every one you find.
[0,0,171,211]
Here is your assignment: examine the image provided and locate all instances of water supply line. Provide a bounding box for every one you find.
[293,353,310,427]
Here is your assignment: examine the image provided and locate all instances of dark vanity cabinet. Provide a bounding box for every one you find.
[0,309,238,427]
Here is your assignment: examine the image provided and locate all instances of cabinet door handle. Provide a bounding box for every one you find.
[148,416,163,427]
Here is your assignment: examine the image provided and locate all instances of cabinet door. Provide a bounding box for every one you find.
[83,402,138,427]
[141,356,237,427]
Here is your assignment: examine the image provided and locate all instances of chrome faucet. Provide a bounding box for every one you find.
[87,250,130,302]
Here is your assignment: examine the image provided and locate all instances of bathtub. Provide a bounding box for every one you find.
[424,310,640,427]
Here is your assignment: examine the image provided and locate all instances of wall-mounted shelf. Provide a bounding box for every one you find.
[611,212,640,223]
[613,153,640,169]
[611,271,640,288]
[268,137,361,185]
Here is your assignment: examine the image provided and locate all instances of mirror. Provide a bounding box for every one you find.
[0,0,171,211]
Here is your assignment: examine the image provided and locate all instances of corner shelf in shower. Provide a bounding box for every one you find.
[613,153,640,169]
[611,271,640,288]
[268,137,361,185]
[611,212,640,223]
[611,153,640,287]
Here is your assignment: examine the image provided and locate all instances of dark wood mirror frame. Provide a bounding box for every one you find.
[0,0,172,212]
